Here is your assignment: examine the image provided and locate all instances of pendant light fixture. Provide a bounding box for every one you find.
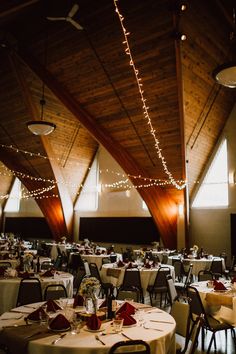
[213,7,236,88]
[27,35,56,135]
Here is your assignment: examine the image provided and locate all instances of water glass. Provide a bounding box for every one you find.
[113,318,123,333]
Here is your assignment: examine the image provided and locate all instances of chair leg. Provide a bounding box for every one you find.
[201,327,205,351]
[207,333,215,353]
[149,293,153,306]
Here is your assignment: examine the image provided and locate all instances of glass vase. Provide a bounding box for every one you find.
[85,295,98,314]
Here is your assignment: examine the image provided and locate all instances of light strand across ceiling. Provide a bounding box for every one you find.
[0,143,187,186]
[113,0,186,190]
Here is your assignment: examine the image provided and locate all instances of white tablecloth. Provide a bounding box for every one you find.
[0,272,73,314]
[0,259,19,269]
[191,280,236,326]
[81,254,122,271]
[0,301,176,354]
[168,256,225,277]
[101,264,175,296]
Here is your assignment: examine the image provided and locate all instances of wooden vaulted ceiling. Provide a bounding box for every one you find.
[0,0,235,248]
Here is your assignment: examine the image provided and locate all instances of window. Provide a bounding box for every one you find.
[74,155,99,211]
[192,139,228,208]
[4,178,21,212]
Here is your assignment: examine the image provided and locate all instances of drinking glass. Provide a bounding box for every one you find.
[113,318,123,333]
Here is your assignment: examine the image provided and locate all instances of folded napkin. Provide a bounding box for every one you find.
[41,269,55,277]
[27,307,47,321]
[73,294,84,308]
[116,302,136,315]
[49,314,70,331]
[99,298,107,308]
[144,263,151,269]
[95,251,101,255]
[117,312,136,326]
[86,313,101,330]
[101,250,106,254]
[231,277,236,283]
[46,299,62,312]
[126,262,134,269]
[117,260,125,267]
[213,281,227,291]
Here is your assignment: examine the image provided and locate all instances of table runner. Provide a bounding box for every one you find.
[0,323,55,354]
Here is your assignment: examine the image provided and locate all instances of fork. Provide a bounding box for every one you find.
[95,335,105,345]
[51,333,67,345]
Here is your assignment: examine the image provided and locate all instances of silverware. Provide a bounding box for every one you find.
[95,335,105,345]
[25,331,44,339]
[143,324,163,332]
[150,320,174,324]
[51,333,67,345]
[121,332,132,340]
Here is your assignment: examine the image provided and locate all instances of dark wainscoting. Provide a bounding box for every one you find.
[79,217,160,244]
[4,217,53,239]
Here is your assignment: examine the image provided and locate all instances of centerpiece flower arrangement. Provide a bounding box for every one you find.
[23,253,33,272]
[79,277,100,313]
[60,236,67,244]
[190,244,199,256]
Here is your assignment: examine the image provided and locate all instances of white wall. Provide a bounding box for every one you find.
[74,146,150,241]
[190,105,236,262]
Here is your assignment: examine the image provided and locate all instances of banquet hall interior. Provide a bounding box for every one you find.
[0,0,236,353]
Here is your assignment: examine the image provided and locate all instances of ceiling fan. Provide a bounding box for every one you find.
[46,4,83,30]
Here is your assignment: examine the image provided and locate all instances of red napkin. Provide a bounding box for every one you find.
[95,251,101,255]
[41,270,55,277]
[99,298,107,308]
[116,302,136,315]
[86,314,101,330]
[214,281,227,291]
[117,260,125,267]
[101,250,106,254]
[27,307,47,321]
[49,314,70,330]
[144,263,151,269]
[46,299,62,312]
[231,277,236,283]
[73,294,84,308]
[117,312,136,326]
[126,262,134,269]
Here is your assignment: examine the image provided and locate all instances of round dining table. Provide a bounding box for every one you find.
[0,300,176,354]
[100,263,175,296]
[0,271,74,315]
[190,280,236,327]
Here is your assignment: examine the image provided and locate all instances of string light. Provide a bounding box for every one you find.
[0,144,187,186]
[113,0,186,190]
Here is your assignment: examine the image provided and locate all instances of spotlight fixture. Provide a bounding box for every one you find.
[174,31,187,41]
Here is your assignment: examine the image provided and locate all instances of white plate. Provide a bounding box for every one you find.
[49,326,71,332]
[122,323,136,328]
[83,325,104,332]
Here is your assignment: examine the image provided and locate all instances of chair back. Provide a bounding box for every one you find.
[186,286,205,322]
[153,267,170,288]
[74,268,86,295]
[122,269,141,289]
[108,340,150,354]
[184,264,193,287]
[110,254,117,263]
[166,274,178,305]
[173,259,183,281]
[116,286,140,302]
[16,278,42,306]
[210,258,223,278]
[54,255,62,270]
[161,254,168,264]
[198,270,213,281]
[68,253,84,273]
[170,300,190,352]
[102,257,111,265]
[44,284,68,300]
[89,262,101,282]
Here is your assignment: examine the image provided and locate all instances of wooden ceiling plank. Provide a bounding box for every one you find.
[7,53,74,240]
[13,46,180,248]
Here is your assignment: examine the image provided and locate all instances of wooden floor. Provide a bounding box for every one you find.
[145,294,236,354]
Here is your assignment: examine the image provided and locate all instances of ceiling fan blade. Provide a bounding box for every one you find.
[46,16,66,21]
[68,18,83,30]
[68,3,79,18]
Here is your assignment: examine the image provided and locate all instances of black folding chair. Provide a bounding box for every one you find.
[16,278,42,307]
[108,340,150,354]
[44,284,68,300]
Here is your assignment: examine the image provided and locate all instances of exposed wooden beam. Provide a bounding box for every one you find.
[12,47,179,248]
[0,148,68,239]
[7,53,74,241]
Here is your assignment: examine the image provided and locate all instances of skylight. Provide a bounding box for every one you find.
[4,178,21,212]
